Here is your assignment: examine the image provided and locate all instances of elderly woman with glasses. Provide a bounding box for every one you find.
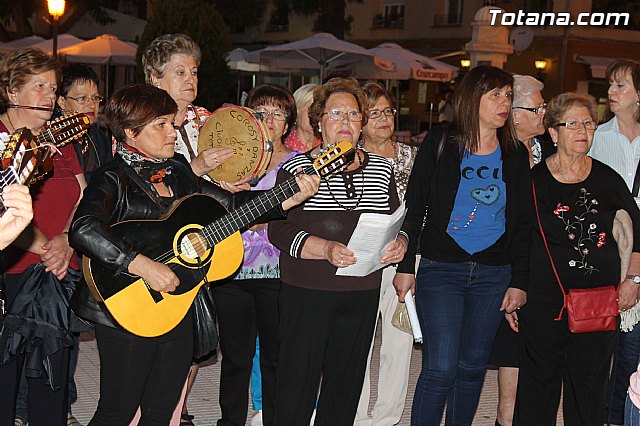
[488,74,555,426]
[212,83,298,426]
[514,93,640,425]
[268,77,408,425]
[355,81,417,426]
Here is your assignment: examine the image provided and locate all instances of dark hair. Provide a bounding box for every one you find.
[0,47,61,112]
[106,84,178,143]
[605,58,640,123]
[453,65,518,155]
[362,80,396,110]
[245,83,296,140]
[59,64,99,97]
[308,77,369,138]
[544,92,598,129]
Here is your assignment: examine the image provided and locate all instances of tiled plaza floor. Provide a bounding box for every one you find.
[72,327,563,425]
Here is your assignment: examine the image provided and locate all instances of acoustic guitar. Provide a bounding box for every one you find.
[0,112,90,215]
[82,141,355,337]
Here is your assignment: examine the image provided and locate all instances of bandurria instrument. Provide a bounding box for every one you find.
[82,141,355,337]
[198,104,272,184]
[0,112,90,215]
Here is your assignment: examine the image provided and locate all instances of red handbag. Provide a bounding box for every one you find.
[533,182,619,333]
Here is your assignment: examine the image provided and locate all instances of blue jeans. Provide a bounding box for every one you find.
[626,393,640,426]
[605,325,640,424]
[251,337,262,411]
[411,259,511,426]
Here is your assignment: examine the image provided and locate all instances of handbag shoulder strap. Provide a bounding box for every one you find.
[632,160,640,197]
[532,180,568,321]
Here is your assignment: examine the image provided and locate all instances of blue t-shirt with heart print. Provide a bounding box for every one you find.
[447,145,506,255]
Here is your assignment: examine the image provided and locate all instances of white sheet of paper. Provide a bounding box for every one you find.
[336,202,407,277]
[404,290,423,343]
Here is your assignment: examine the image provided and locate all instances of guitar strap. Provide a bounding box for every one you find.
[632,159,640,197]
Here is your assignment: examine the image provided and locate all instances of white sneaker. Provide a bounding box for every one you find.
[250,410,263,426]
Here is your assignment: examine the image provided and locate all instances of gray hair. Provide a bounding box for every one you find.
[293,83,319,110]
[512,74,544,106]
[142,34,201,84]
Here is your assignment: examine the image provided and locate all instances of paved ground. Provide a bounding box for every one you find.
[72,327,563,425]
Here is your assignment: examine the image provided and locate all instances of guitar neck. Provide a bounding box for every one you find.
[202,164,316,247]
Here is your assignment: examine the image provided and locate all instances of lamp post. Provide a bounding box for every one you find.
[535,59,548,83]
[47,0,66,59]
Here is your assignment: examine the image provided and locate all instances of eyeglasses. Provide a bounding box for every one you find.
[369,108,397,119]
[256,109,287,121]
[323,109,363,122]
[512,103,547,115]
[554,120,598,130]
[66,95,104,105]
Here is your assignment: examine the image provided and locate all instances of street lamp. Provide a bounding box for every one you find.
[535,59,548,82]
[460,59,471,69]
[47,0,66,59]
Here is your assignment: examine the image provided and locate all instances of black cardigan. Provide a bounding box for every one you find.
[397,125,533,291]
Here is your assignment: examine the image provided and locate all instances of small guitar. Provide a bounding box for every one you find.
[83,141,355,337]
[0,113,90,215]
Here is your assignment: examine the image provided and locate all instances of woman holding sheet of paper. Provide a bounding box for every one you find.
[268,77,409,425]
[393,66,532,425]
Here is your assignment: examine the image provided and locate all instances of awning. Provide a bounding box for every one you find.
[573,54,616,79]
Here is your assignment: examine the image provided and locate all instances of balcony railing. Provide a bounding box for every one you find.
[372,15,404,29]
[433,14,462,26]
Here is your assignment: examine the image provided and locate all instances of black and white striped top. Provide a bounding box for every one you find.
[269,150,407,291]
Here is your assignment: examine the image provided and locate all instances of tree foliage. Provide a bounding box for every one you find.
[138,0,232,109]
[213,0,268,31]
[288,0,362,39]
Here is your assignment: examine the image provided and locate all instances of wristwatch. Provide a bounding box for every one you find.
[626,275,640,284]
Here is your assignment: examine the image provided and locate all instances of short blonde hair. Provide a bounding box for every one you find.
[293,84,319,109]
[142,34,201,83]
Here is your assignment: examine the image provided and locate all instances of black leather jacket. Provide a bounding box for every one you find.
[69,154,284,327]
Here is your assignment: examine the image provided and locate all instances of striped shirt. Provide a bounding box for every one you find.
[590,116,640,195]
[269,150,405,291]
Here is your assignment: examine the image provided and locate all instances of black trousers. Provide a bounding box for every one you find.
[212,278,280,426]
[514,302,616,426]
[88,316,192,426]
[0,273,70,426]
[274,283,380,426]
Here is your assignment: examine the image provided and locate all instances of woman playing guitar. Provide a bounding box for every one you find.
[68,84,318,425]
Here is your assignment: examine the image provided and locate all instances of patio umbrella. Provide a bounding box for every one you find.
[355,43,458,82]
[58,34,137,97]
[0,35,45,54]
[28,34,85,55]
[260,32,373,80]
[58,34,136,66]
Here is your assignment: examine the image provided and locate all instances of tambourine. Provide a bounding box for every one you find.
[198,105,273,184]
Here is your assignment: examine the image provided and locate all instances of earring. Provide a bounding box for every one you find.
[553,142,557,147]
[318,126,321,133]
[514,120,519,125]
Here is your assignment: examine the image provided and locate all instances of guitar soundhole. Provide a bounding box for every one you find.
[180,232,208,260]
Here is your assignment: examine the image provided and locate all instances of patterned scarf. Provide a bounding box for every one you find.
[117,142,174,184]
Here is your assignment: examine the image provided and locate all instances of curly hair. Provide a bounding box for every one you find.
[142,34,201,84]
[308,77,368,138]
[544,92,598,130]
[0,47,61,112]
[106,84,178,143]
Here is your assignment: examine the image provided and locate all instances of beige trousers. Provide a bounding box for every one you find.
[354,256,419,426]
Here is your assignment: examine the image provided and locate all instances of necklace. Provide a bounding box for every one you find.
[5,112,18,133]
[553,155,588,183]
[450,202,480,230]
[325,149,365,211]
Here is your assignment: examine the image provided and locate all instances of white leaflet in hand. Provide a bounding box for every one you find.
[404,289,422,343]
